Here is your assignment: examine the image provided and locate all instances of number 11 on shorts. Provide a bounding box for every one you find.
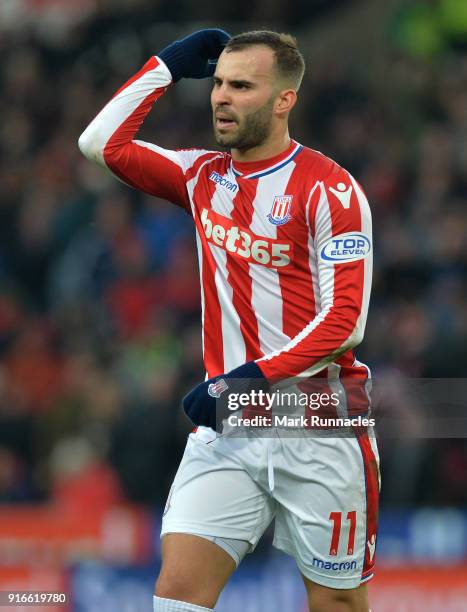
[329,510,357,556]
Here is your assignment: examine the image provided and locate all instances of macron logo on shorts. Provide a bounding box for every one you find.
[312,557,357,572]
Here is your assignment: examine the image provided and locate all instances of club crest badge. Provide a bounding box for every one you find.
[208,378,229,398]
[267,195,293,226]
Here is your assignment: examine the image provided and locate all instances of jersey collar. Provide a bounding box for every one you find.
[230,140,302,180]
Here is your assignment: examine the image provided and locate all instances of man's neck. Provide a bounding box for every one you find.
[230,131,291,163]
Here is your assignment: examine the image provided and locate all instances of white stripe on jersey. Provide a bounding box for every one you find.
[249,163,297,354]
[306,181,322,314]
[133,139,216,174]
[214,257,246,371]
[210,183,246,371]
[134,140,182,166]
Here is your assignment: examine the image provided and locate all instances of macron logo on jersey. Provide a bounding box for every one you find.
[200,208,292,268]
[328,182,353,209]
[209,171,238,193]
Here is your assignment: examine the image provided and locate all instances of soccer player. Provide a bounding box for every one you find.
[78,29,379,612]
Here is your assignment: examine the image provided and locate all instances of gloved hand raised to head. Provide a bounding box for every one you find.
[182,361,269,431]
[158,29,231,82]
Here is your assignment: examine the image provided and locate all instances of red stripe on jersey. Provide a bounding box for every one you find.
[227,178,261,361]
[276,162,316,339]
[356,431,379,579]
[113,56,162,99]
[338,363,371,417]
[191,158,226,376]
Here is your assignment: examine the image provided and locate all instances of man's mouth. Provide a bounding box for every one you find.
[215,115,237,130]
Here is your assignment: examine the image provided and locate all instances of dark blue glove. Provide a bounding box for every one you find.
[183,361,268,430]
[158,29,231,82]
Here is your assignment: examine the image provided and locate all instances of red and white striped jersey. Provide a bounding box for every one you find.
[78,56,373,388]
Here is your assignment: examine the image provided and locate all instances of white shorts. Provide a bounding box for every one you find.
[161,426,380,590]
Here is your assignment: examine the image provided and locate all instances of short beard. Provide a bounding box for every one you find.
[214,98,274,151]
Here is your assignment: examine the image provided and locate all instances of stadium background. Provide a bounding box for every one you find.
[0,0,466,610]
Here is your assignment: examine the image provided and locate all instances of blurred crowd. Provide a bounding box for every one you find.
[0,0,466,512]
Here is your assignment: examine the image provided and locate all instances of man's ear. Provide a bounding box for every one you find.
[274,89,297,116]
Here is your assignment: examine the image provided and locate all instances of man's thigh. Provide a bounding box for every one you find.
[303,576,369,612]
[272,431,380,591]
[161,430,275,553]
[155,533,237,608]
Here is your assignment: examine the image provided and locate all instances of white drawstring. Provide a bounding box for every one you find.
[267,443,275,492]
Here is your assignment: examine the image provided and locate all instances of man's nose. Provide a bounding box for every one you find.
[213,84,231,106]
